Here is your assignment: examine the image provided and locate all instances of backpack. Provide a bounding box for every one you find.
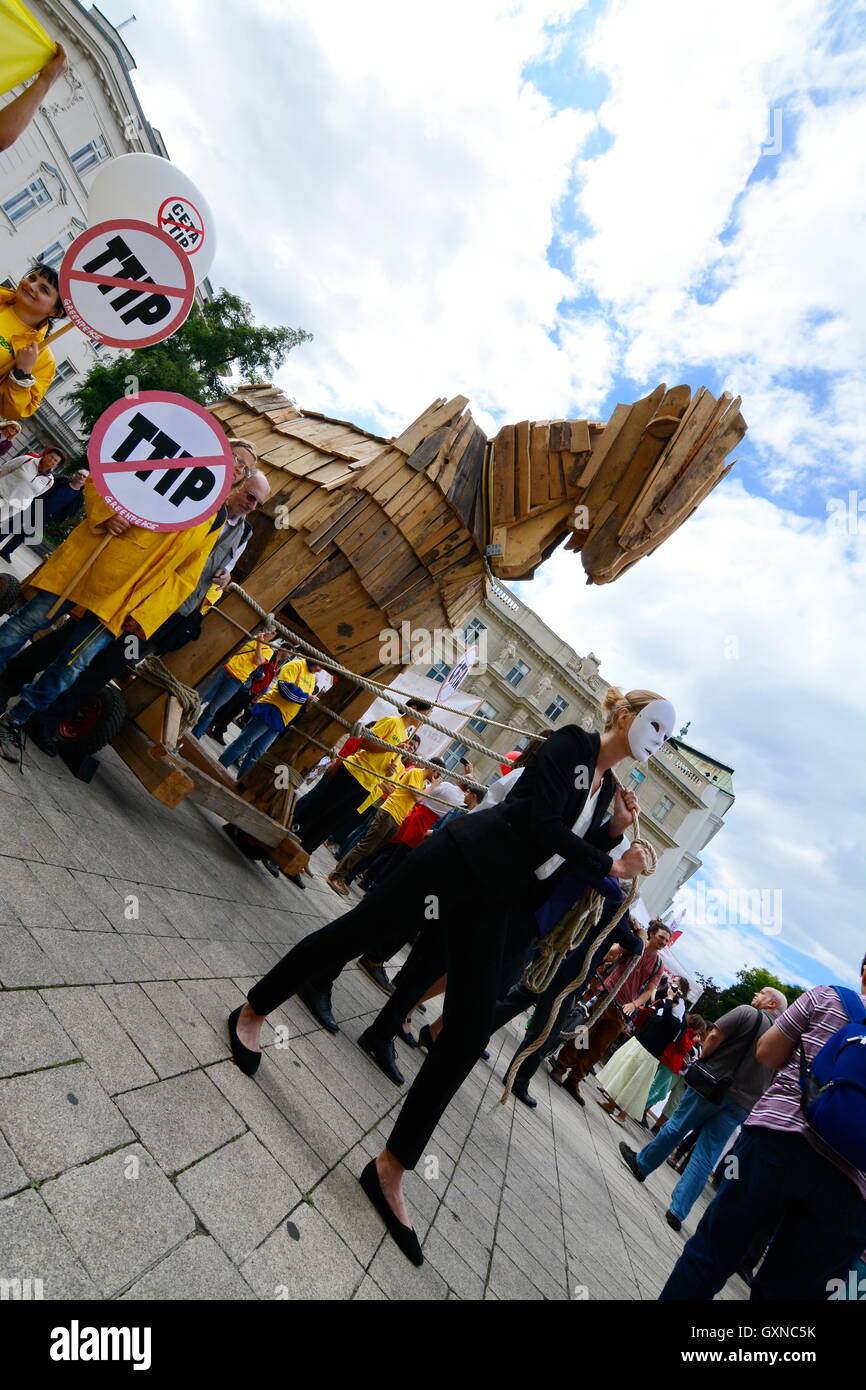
[800,987,866,1170]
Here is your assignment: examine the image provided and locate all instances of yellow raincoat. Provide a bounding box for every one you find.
[26,480,221,638]
[0,287,56,419]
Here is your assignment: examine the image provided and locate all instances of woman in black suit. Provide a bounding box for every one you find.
[228,686,675,1263]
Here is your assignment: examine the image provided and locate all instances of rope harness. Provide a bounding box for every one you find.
[499,798,657,1105]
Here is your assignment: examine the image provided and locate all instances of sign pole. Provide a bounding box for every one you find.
[45,533,111,618]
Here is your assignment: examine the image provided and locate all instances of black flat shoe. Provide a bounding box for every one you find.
[298,984,339,1034]
[397,1023,418,1048]
[359,1159,423,1267]
[261,857,281,878]
[286,872,306,890]
[513,1085,537,1109]
[417,1024,434,1052]
[357,1028,404,1085]
[227,1006,262,1076]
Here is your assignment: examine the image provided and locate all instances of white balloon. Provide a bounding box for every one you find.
[87,153,216,284]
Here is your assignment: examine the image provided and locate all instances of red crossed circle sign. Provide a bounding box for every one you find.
[88,392,235,532]
[158,196,206,256]
[60,219,195,349]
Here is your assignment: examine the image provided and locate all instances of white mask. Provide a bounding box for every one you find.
[627,698,675,763]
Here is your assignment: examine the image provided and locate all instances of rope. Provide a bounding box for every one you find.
[134,655,202,736]
[219,583,533,764]
[498,797,657,1105]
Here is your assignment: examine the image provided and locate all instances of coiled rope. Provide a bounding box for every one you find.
[499,797,657,1104]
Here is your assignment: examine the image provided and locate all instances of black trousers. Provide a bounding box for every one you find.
[210,685,252,738]
[293,764,369,854]
[247,827,532,1170]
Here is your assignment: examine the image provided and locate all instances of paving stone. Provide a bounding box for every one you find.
[422,1225,486,1299]
[89,931,162,984]
[122,933,187,980]
[41,1144,195,1296]
[141,981,228,1064]
[0,988,79,1077]
[352,1275,388,1300]
[27,863,114,931]
[240,1201,365,1300]
[0,858,73,930]
[258,1051,356,1165]
[28,928,113,985]
[176,1132,299,1262]
[115,1070,244,1173]
[68,870,128,927]
[120,1235,256,1300]
[0,1131,26,1197]
[309,1162,388,1266]
[0,1062,133,1180]
[97,984,197,1077]
[432,1205,493,1281]
[488,1244,545,1300]
[40,987,157,1095]
[366,1234,450,1300]
[207,1060,327,1192]
[0,1188,100,1300]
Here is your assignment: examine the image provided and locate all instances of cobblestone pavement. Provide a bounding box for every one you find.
[0,734,748,1301]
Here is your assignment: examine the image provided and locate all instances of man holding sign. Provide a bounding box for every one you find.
[0,393,235,763]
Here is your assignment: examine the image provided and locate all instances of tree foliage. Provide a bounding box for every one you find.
[69,289,313,432]
[700,965,806,1023]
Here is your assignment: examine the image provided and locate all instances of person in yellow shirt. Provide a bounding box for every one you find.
[0,479,221,760]
[291,698,432,860]
[327,756,434,896]
[218,654,322,777]
[192,629,276,738]
[0,267,67,420]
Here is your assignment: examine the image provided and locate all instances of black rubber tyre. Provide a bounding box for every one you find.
[55,686,127,757]
[0,573,20,616]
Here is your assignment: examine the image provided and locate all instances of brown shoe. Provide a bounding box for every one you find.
[327,872,349,896]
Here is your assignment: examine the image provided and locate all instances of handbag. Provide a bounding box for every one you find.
[685,1008,763,1105]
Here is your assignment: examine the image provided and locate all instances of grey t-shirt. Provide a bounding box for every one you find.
[706,1005,776,1111]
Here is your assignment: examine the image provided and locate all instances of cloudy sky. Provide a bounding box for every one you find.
[101,0,865,994]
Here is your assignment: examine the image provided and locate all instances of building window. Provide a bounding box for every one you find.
[652,795,674,823]
[505,660,530,687]
[425,661,450,683]
[545,696,568,723]
[70,136,111,176]
[514,735,530,751]
[61,401,82,424]
[442,740,470,772]
[49,359,76,389]
[2,179,51,224]
[468,701,497,734]
[629,769,646,787]
[36,234,74,270]
[463,617,487,643]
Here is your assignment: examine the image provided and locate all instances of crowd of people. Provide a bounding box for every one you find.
[0,243,863,1301]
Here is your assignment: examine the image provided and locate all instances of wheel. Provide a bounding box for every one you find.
[55,686,127,756]
[0,573,20,616]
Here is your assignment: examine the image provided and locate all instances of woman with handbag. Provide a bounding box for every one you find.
[619,987,787,1230]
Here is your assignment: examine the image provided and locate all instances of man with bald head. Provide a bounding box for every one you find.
[620,986,788,1231]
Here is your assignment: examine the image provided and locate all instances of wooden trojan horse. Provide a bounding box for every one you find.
[119,381,745,870]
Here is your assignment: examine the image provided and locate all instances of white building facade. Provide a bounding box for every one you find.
[0,1,203,457]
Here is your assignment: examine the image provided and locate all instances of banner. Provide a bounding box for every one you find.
[0,0,55,95]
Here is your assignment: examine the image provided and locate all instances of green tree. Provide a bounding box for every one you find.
[709,965,805,1022]
[691,970,723,1021]
[69,289,312,432]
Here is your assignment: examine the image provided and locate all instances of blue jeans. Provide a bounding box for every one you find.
[218,714,280,776]
[635,1084,748,1222]
[660,1127,866,1300]
[0,591,114,722]
[193,668,244,737]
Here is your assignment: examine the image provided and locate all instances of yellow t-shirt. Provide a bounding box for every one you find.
[343,715,410,794]
[382,766,426,825]
[224,640,274,683]
[254,658,316,725]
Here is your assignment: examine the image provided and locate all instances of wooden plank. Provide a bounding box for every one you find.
[405,423,451,473]
[392,395,469,454]
[490,425,517,525]
[111,723,194,808]
[620,390,725,544]
[567,420,591,454]
[162,696,183,750]
[579,385,666,516]
[306,493,368,553]
[529,422,551,507]
[514,420,531,520]
[181,762,308,872]
[496,499,573,577]
[446,424,486,535]
[573,402,632,488]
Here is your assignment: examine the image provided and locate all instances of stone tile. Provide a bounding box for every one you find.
[488,1245,544,1301]
[40,987,157,1095]
[0,1188,100,1300]
[27,863,114,931]
[240,1201,365,1300]
[88,931,160,984]
[176,1132,299,1262]
[309,1162,388,1266]
[97,984,197,1077]
[366,1236,450,1301]
[112,882,178,937]
[151,935,212,978]
[28,928,113,986]
[0,988,79,1077]
[42,1145,195,1296]
[208,1060,327,1192]
[432,1206,493,1281]
[0,1062,133,1180]
[115,1070,244,1173]
[0,858,73,930]
[422,1225,486,1300]
[352,1275,388,1299]
[120,1235,256,1300]
[68,870,128,927]
[141,981,228,1064]
[122,934,187,980]
[258,1052,356,1166]
[0,1131,26,1197]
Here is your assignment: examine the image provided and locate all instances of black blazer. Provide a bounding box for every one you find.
[445,725,620,898]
